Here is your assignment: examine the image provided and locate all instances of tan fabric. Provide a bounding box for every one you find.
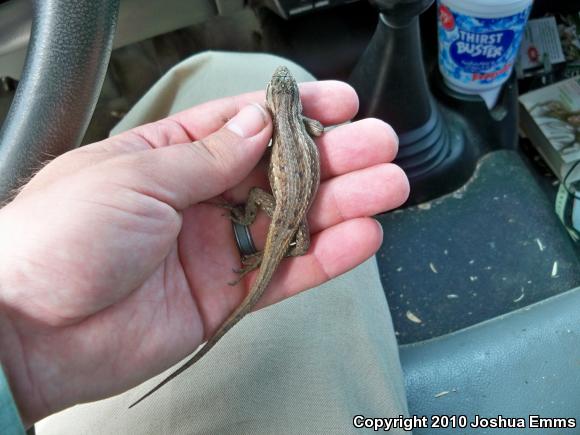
[110,51,314,135]
[37,51,409,435]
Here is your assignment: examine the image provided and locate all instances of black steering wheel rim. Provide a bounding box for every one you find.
[0,0,119,203]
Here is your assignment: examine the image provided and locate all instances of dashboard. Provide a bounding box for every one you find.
[0,0,357,78]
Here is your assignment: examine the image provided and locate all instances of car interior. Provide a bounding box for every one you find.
[0,0,579,433]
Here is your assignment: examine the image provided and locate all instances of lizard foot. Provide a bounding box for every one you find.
[228,252,263,285]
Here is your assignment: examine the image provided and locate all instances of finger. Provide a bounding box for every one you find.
[296,80,359,125]
[311,163,409,232]
[221,117,400,204]
[18,100,271,197]
[105,104,274,210]
[19,81,358,198]
[318,118,399,180]
[113,80,358,150]
[238,163,409,249]
[253,217,383,309]
[21,81,358,198]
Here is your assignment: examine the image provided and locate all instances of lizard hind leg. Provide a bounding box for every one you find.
[230,219,310,286]
[226,187,275,285]
[229,187,276,226]
[229,251,263,286]
[287,220,311,257]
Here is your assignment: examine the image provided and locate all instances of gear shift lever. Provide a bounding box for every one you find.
[350,0,456,190]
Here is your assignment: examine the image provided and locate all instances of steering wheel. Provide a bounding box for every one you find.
[0,0,119,202]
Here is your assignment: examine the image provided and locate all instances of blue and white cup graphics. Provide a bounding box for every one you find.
[437,0,532,106]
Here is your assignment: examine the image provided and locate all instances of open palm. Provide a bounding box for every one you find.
[0,81,407,426]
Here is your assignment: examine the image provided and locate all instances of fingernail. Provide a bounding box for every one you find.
[374,218,384,239]
[226,103,269,138]
[386,123,399,150]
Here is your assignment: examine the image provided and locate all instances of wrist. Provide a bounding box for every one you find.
[0,363,25,434]
[0,210,40,426]
[0,304,46,428]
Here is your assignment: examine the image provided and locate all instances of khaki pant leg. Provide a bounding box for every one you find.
[37,51,409,435]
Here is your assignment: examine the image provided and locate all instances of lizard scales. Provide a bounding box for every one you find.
[129,66,322,408]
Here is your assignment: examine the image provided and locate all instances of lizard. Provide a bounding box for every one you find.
[129,65,323,408]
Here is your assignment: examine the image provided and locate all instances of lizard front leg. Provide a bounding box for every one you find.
[302,116,324,137]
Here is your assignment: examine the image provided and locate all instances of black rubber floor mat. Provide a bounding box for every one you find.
[376,150,580,344]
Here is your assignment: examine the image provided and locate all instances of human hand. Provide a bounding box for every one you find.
[0,81,408,426]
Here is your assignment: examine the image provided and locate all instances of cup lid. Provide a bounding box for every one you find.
[440,0,532,18]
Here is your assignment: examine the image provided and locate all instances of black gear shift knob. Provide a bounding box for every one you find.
[350,0,453,186]
[369,0,432,26]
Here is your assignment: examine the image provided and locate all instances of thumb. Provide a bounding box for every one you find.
[122,103,272,210]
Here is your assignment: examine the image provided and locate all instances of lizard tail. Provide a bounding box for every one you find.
[128,295,258,408]
[128,243,285,409]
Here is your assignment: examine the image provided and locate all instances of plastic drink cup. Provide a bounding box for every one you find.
[437,0,533,108]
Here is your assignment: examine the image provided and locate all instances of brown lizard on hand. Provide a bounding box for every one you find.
[129,65,323,408]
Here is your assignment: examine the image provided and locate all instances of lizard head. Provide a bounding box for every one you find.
[266,65,301,112]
